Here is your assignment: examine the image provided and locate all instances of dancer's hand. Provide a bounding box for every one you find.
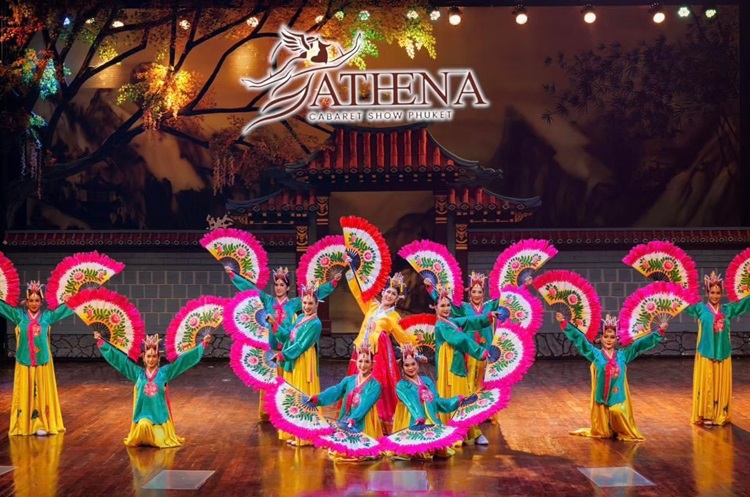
[555,312,565,323]
[415,418,425,425]
[333,272,343,282]
[93,331,102,341]
[423,278,433,287]
[203,334,212,345]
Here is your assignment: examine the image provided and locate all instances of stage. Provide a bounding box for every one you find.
[0,357,748,497]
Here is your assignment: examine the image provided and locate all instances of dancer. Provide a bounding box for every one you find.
[94,330,210,448]
[686,272,750,426]
[433,285,504,445]
[346,267,417,434]
[393,343,463,459]
[556,312,667,441]
[310,344,382,461]
[267,281,323,446]
[227,266,339,420]
[0,281,74,436]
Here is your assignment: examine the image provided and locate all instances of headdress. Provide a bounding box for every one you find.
[435,284,452,302]
[399,343,419,362]
[298,280,320,300]
[273,266,290,285]
[387,272,406,294]
[704,271,723,293]
[467,271,486,290]
[355,342,374,359]
[602,314,618,332]
[26,280,44,299]
[143,334,161,353]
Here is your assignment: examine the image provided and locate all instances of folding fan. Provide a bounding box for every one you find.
[483,322,536,389]
[489,239,558,292]
[164,296,225,361]
[200,228,269,288]
[532,270,602,342]
[46,251,125,310]
[622,240,699,295]
[447,387,511,430]
[726,247,750,302]
[296,235,347,288]
[380,423,466,457]
[340,216,391,302]
[0,251,20,307]
[223,290,271,350]
[398,239,463,302]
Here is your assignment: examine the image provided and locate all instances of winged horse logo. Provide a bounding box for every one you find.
[241,26,364,136]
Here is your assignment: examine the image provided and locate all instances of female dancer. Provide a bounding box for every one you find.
[346,268,416,434]
[94,331,210,448]
[267,282,323,446]
[686,272,750,426]
[0,281,74,436]
[310,344,382,461]
[393,343,463,459]
[556,312,666,441]
[433,286,502,445]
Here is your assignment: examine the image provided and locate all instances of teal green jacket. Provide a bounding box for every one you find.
[429,287,498,352]
[396,376,460,426]
[99,341,204,425]
[685,297,750,361]
[317,375,381,432]
[0,300,75,367]
[563,322,662,406]
[435,316,488,377]
[275,314,322,373]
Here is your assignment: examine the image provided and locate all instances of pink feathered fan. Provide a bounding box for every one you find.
[497,284,544,334]
[489,239,558,293]
[230,341,278,391]
[532,270,602,342]
[0,251,20,307]
[165,296,225,361]
[340,216,391,302]
[398,239,464,302]
[380,424,466,457]
[46,251,125,310]
[622,241,699,296]
[200,228,269,288]
[483,322,537,389]
[726,248,750,302]
[223,290,270,350]
[296,235,347,288]
[399,313,437,350]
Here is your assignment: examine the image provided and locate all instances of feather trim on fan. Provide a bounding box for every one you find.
[0,251,20,307]
[229,341,277,391]
[67,288,145,361]
[314,423,382,458]
[399,313,437,350]
[379,424,466,456]
[340,216,392,302]
[398,239,464,302]
[532,270,603,342]
[617,281,700,347]
[46,251,125,310]
[447,387,511,430]
[622,241,699,296]
[726,248,750,302]
[483,322,537,389]
[497,284,544,335]
[263,378,334,440]
[164,296,225,361]
[200,228,269,288]
[296,235,347,288]
[489,239,558,295]
[223,290,271,350]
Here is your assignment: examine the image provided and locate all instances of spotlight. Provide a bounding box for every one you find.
[581,4,596,24]
[111,20,124,28]
[246,16,259,27]
[429,8,441,21]
[315,15,324,23]
[85,18,95,24]
[513,5,528,25]
[677,6,690,18]
[703,5,717,19]
[649,3,665,24]
[62,15,73,27]
[179,19,190,30]
[448,6,462,26]
[406,9,419,20]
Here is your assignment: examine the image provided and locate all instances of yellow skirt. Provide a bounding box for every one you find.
[10,361,65,436]
[571,365,644,442]
[279,348,321,446]
[436,346,482,441]
[124,418,185,448]
[692,352,732,425]
[10,433,65,497]
[329,409,383,462]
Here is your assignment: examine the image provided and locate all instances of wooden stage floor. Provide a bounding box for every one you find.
[0,356,749,497]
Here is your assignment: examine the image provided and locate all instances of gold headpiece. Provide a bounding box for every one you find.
[468,271,486,289]
[26,280,44,299]
[273,267,290,284]
[704,271,723,293]
[399,343,419,361]
[602,314,618,332]
[355,342,374,358]
[143,334,161,352]
[298,280,320,299]
[435,284,452,302]
[388,272,405,294]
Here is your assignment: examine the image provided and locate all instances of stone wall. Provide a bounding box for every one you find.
[3,248,749,360]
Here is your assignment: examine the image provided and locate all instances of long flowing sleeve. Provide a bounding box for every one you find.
[281,319,322,362]
[396,382,424,421]
[317,377,350,407]
[347,379,381,424]
[427,378,460,413]
[384,314,416,345]
[562,322,600,363]
[162,344,205,382]
[346,273,370,314]
[439,321,486,360]
[452,314,492,333]
[0,300,21,323]
[685,302,701,319]
[231,273,274,310]
[726,295,750,320]
[46,303,75,324]
[316,280,337,301]
[622,331,663,364]
[99,341,141,383]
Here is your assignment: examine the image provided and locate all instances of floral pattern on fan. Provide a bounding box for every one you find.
[224,290,270,350]
[617,281,699,347]
[380,423,465,456]
[341,216,391,302]
[264,378,333,440]
[0,251,20,307]
[484,323,536,389]
[622,240,699,295]
[532,270,602,342]
[399,314,436,350]
[200,228,269,288]
[489,239,558,291]
[726,248,750,302]
[448,388,510,430]
[497,285,543,333]
[229,341,277,391]
[398,240,463,302]
[315,424,381,458]
[296,235,347,287]
[165,296,224,361]
[46,251,125,310]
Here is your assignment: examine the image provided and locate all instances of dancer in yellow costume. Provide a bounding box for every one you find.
[267,281,324,446]
[0,281,75,436]
[686,272,750,426]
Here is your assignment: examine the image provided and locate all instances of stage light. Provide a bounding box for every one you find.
[513,5,528,25]
[406,9,419,20]
[315,15,324,23]
[111,20,124,28]
[448,6,462,25]
[246,16,259,27]
[649,3,665,23]
[704,5,717,19]
[179,19,190,30]
[581,4,596,24]
[63,16,72,27]
[677,6,690,18]
[359,10,370,21]
[85,18,95,24]
[429,8,441,21]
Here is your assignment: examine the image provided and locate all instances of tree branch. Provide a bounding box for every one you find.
[160,125,209,148]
